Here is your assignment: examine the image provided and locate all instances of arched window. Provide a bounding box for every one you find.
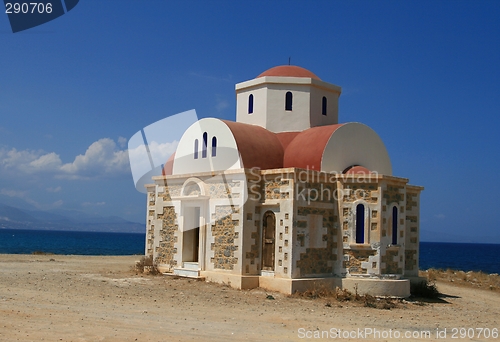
[392,206,398,245]
[322,96,327,115]
[211,136,217,157]
[285,91,293,111]
[356,204,365,244]
[194,139,199,159]
[202,132,207,158]
[248,94,254,114]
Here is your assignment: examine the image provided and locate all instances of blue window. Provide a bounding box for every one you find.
[356,204,365,244]
[211,136,217,157]
[202,132,207,158]
[194,139,199,159]
[392,206,398,245]
[285,91,293,111]
[248,94,254,114]
[322,96,327,115]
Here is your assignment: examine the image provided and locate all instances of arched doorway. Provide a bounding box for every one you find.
[261,211,276,271]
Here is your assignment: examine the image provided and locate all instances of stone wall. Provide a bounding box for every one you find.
[211,205,238,270]
[207,180,241,199]
[404,249,417,271]
[155,206,179,267]
[295,206,338,277]
[381,249,402,274]
[160,182,182,201]
[148,170,422,289]
[383,184,405,204]
[340,183,380,246]
[264,179,290,200]
[145,189,156,256]
[343,249,377,274]
[342,183,378,203]
[404,187,422,276]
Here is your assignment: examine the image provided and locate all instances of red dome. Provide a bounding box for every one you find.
[257,65,321,80]
[162,152,175,176]
[222,120,284,170]
[283,124,343,170]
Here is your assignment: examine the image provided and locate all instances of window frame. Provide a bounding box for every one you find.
[202,132,208,158]
[211,136,217,157]
[248,94,254,114]
[285,91,293,111]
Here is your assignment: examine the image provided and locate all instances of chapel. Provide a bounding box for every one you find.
[144,65,423,296]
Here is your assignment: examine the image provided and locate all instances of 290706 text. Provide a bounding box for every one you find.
[5,2,53,14]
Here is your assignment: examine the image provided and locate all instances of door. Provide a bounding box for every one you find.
[261,211,276,271]
[182,206,200,262]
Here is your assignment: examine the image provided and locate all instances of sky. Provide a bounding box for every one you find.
[0,1,499,242]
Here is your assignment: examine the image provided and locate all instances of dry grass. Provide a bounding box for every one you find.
[423,268,499,292]
[134,255,160,275]
[292,283,400,310]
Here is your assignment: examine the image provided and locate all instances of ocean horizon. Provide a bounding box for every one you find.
[0,228,499,274]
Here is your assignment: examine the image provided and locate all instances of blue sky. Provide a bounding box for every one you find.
[0,1,499,242]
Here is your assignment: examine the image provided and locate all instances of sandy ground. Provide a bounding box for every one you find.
[0,255,499,342]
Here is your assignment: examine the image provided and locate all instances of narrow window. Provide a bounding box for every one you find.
[356,204,365,243]
[211,136,217,157]
[285,91,293,111]
[248,94,254,114]
[194,139,199,159]
[392,206,398,245]
[202,132,207,158]
[322,96,327,115]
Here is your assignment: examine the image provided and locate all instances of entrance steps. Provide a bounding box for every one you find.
[170,262,205,279]
[183,262,200,270]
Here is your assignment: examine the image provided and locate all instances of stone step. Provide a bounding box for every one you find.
[173,267,201,278]
[183,262,200,270]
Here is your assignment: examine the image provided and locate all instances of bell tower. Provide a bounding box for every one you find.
[235,65,342,133]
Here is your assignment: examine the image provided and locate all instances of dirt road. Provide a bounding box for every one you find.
[0,254,498,341]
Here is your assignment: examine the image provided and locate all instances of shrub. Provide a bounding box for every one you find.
[31,251,54,255]
[410,280,440,299]
[135,255,160,275]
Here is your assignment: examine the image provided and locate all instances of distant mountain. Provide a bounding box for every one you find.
[420,229,500,244]
[0,204,145,233]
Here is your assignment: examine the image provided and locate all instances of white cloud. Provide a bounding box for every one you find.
[127,140,178,184]
[59,138,130,179]
[52,200,63,208]
[434,213,446,219]
[0,138,131,180]
[117,136,127,148]
[46,186,62,193]
[1,148,48,170]
[1,188,28,198]
[0,188,63,209]
[30,152,63,171]
[146,140,178,166]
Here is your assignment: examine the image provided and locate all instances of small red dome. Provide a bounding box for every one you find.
[344,165,372,175]
[257,65,321,80]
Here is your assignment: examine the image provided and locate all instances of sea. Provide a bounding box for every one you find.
[0,228,499,274]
